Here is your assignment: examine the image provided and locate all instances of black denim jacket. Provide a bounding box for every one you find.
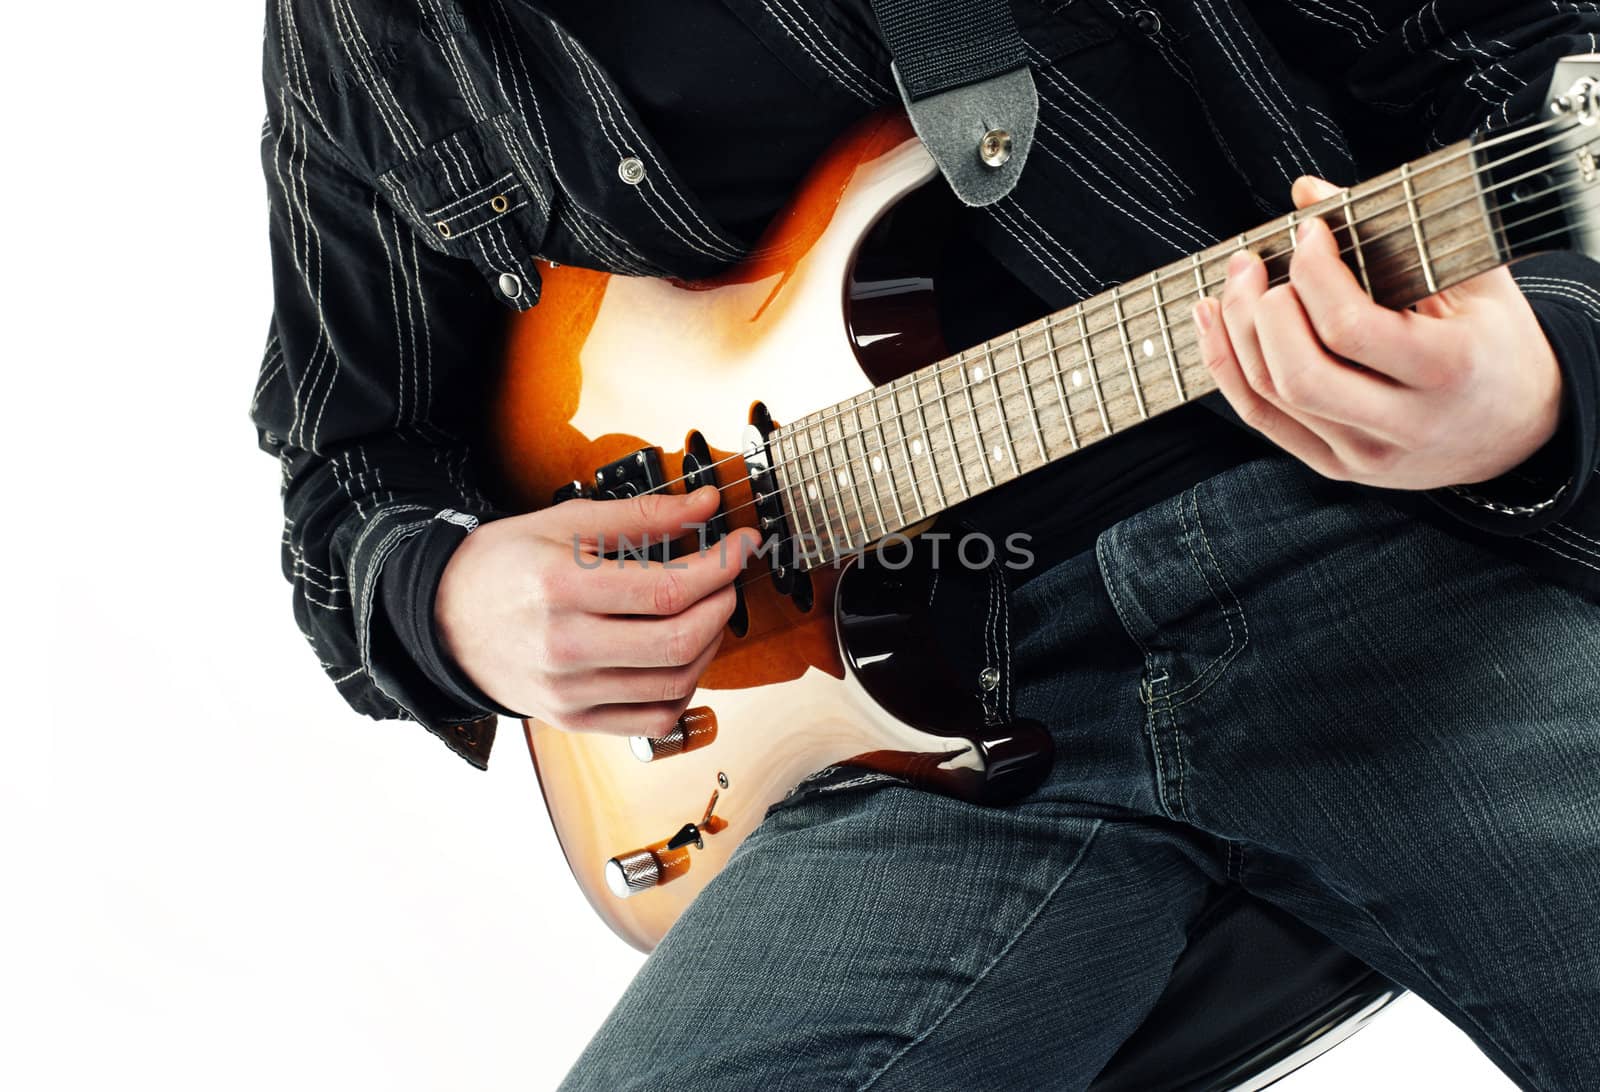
[254,0,1600,768]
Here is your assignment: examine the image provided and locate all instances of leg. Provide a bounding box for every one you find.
[562,775,1220,1091]
[1097,455,1600,1089]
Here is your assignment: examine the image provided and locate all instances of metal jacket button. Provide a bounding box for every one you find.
[1133,8,1161,34]
[617,156,646,185]
[497,272,523,299]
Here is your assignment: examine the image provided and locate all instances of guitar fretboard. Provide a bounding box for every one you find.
[770,136,1504,567]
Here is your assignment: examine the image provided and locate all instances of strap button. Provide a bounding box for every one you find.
[978,129,1012,168]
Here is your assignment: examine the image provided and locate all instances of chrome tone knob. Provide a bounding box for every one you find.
[605,849,661,899]
[628,707,718,762]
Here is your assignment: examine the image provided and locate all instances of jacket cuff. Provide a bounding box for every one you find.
[1423,253,1600,535]
[367,508,515,768]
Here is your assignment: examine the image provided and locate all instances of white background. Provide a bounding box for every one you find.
[11,3,1514,1088]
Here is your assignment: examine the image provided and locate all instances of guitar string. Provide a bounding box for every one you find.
[777,127,1584,449]
[587,113,1583,509]
[712,193,1600,575]
[724,207,1599,592]
[641,118,1586,506]
[732,171,1596,542]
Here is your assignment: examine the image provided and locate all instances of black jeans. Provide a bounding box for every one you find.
[567,455,1600,1090]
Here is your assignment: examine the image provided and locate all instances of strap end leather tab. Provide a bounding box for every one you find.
[894,62,1038,208]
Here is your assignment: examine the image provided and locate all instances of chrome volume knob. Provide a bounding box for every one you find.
[604,849,663,899]
[628,707,718,762]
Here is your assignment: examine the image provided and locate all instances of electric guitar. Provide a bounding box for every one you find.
[489,58,1600,951]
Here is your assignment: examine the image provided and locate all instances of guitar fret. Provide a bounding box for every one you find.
[1340,187,1373,295]
[900,379,942,512]
[929,366,973,499]
[1399,162,1437,294]
[1149,271,1184,400]
[849,395,890,535]
[1042,318,1079,451]
[957,353,997,487]
[777,431,818,568]
[1077,308,1112,435]
[1192,251,1207,300]
[1012,328,1049,462]
[980,343,1021,475]
[798,419,842,562]
[826,404,874,545]
[866,390,908,528]
[1111,288,1148,421]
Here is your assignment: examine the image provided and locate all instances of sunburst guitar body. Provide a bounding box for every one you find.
[488,113,1053,952]
[488,66,1600,950]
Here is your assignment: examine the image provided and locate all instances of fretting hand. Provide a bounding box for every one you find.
[1193,176,1563,489]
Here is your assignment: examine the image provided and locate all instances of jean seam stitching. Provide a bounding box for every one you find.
[1141,677,1174,820]
[1095,532,1151,658]
[1165,695,1190,821]
[1165,486,1239,701]
[1166,487,1251,710]
[997,564,1014,721]
[856,818,1108,1091]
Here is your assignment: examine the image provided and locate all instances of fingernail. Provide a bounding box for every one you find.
[1227,250,1252,277]
[1192,300,1212,333]
[1297,218,1319,245]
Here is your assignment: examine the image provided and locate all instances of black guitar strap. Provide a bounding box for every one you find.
[866,0,1038,207]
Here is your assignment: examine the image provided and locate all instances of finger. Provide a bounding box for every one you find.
[1291,175,1343,210]
[1195,298,1344,477]
[1287,215,1450,387]
[1219,249,1279,399]
[547,485,724,550]
[572,583,738,670]
[1253,280,1413,439]
[561,632,723,707]
[568,526,760,615]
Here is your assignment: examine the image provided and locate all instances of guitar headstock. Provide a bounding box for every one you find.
[1485,54,1600,264]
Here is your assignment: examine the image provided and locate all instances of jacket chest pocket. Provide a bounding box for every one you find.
[376,112,555,310]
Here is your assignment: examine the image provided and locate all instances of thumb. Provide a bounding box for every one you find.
[1291,175,1343,210]
[549,484,722,549]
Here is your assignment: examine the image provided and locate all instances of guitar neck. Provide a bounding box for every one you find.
[769,129,1542,569]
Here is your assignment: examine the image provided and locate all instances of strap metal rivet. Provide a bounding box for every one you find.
[618,156,646,185]
[979,666,1001,691]
[497,272,523,299]
[978,129,1012,168]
